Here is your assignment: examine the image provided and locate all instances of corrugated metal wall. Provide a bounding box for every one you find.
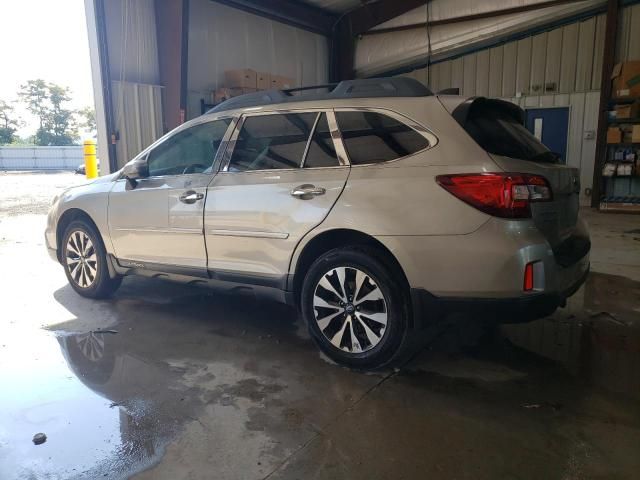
[618,2,640,61]
[409,13,608,96]
[104,0,160,85]
[354,0,605,77]
[111,81,164,169]
[0,147,83,171]
[186,0,329,119]
[102,0,165,169]
[400,4,640,206]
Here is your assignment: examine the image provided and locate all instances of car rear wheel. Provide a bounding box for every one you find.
[301,247,409,369]
[62,220,122,298]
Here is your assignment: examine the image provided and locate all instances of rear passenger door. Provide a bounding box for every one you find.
[204,111,349,284]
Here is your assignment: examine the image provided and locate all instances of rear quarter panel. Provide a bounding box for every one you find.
[314,97,498,236]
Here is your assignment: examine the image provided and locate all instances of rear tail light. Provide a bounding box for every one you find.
[435,173,552,218]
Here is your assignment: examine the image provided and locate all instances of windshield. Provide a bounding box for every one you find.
[462,104,557,163]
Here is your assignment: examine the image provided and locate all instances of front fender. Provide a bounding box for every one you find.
[48,179,116,257]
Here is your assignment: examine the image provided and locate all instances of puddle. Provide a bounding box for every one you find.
[502,272,640,399]
[0,327,185,480]
[0,277,383,479]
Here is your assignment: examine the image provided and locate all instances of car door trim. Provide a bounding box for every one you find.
[114,257,288,289]
[299,112,322,168]
[326,110,350,167]
[113,227,202,235]
[207,229,289,239]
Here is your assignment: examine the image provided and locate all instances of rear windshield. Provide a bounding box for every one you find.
[461,102,558,163]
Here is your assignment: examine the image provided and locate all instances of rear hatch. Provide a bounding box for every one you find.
[451,97,585,255]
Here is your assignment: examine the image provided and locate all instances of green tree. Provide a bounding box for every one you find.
[77,106,96,136]
[46,84,78,145]
[18,79,79,146]
[0,100,22,145]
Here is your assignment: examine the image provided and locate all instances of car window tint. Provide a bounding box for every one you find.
[228,113,316,172]
[336,111,428,165]
[147,119,231,176]
[304,113,339,168]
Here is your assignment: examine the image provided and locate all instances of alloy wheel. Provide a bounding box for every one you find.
[312,266,388,353]
[66,230,98,288]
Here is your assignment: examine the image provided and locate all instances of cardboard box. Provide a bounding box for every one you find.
[614,102,640,119]
[270,75,294,90]
[632,125,640,143]
[607,127,622,144]
[229,87,258,97]
[611,61,640,98]
[225,69,257,89]
[211,87,233,104]
[257,72,271,90]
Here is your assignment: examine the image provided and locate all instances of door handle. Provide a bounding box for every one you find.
[290,184,326,199]
[179,190,204,204]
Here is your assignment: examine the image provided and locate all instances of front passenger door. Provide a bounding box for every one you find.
[109,118,232,271]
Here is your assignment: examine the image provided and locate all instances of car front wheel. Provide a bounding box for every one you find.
[62,220,122,298]
[301,247,409,369]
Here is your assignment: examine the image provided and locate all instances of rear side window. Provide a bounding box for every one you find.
[461,102,556,163]
[336,111,429,165]
[228,113,316,171]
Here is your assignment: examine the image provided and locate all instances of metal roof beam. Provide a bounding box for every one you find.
[331,0,428,82]
[348,0,430,36]
[361,0,588,36]
[210,0,337,36]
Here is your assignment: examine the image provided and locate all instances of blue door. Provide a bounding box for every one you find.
[525,107,569,164]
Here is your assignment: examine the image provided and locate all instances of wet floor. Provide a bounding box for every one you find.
[1,173,639,479]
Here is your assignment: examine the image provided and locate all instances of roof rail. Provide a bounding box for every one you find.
[207,77,433,114]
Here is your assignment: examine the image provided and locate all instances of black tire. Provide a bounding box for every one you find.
[301,246,409,369]
[61,220,122,299]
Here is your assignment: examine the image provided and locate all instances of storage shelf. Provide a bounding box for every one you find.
[607,142,640,147]
[609,97,640,105]
[608,117,640,124]
[599,202,640,214]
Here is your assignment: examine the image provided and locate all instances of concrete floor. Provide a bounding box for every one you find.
[1,171,639,480]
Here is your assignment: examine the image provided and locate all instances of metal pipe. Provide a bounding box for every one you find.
[591,0,619,208]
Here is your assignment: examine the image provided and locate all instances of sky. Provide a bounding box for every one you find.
[0,0,94,137]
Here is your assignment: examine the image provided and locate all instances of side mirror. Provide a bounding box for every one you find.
[122,157,149,189]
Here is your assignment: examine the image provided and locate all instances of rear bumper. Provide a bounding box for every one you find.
[411,263,589,326]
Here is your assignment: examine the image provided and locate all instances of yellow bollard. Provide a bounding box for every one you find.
[83,140,98,179]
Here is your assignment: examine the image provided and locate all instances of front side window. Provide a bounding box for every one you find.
[336,111,429,165]
[228,113,317,172]
[147,118,231,176]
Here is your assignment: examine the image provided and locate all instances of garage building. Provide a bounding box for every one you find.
[85,0,640,209]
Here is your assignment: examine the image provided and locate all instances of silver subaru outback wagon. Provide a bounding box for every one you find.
[46,78,590,368]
